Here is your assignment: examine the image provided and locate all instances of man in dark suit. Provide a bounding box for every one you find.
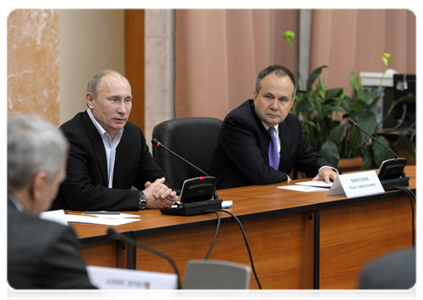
[210,65,338,189]
[5,116,108,300]
[52,70,178,211]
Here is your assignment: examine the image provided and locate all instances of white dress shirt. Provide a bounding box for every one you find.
[87,109,123,188]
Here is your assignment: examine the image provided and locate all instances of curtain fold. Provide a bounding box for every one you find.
[175,9,415,119]
[175,9,299,120]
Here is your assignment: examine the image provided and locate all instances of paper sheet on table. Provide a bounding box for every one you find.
[41,209,69,226]
[295,180,333,188]
[278,185,329,192]
[65,213,142,226]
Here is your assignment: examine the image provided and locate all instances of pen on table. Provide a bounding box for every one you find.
[84,211,120,215]
[66,212,98,218]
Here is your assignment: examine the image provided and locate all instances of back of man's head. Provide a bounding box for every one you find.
[7,114,68,193]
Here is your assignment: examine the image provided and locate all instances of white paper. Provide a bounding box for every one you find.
[86,265,178,289]
[65,213,142,226]
[278,185,329,192]
[40,209,69,226]
[327,170,385,198]
[222,201,233,208]
[295,180,333,188]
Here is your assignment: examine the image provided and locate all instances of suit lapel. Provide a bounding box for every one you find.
[113,127,134,188]
[81,112,109,185]
[278,122,292,171]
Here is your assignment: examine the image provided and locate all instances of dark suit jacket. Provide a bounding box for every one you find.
[7,198,96,289]
[210,100,332,189]
[52,111,166,211]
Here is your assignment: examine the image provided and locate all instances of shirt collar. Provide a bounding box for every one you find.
[8,194,25,212]
[86,109,124,140]
[261,121,279,136]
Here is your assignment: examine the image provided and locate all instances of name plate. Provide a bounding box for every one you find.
[86,266,178,289]
[327,170,385,198]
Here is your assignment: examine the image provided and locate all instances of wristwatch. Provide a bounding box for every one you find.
[138,191,147,210]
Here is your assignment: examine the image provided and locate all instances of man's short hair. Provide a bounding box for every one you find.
[86,69,127,98]
[7,114,68,192]
[255,65,297,97]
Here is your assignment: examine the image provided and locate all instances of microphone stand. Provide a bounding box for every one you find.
[348,119,409,191]
[107,228,182,289]
[152,138,219,200]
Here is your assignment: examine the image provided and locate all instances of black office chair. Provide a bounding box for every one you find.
[152,117,223,192]
[358,247,416,289]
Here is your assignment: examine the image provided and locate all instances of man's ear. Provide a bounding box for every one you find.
[30,171,48,203]
[253,90,257,99]
[86,92,94,109]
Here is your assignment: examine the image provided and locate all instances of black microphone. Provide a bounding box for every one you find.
[348,118,409,191]
[348,119,399,159]
[152,138,219,200]
[107,227,182,289]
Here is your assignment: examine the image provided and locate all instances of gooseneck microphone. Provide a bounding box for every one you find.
[152,138,219,200]
[348,118,409,191]
[348,118,399,159]
[107,228,182,289]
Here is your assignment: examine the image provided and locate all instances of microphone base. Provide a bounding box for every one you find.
[160,199,223,216]
[380,176,409,191]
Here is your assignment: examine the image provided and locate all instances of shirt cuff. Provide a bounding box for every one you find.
[319,166,339,174]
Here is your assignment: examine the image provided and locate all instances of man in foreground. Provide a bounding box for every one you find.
[210,65,338,189]
[7,114,96,289]
[5,116,111,300]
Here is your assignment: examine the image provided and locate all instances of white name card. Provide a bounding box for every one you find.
[86,265,178,289]
[327,170,385,198]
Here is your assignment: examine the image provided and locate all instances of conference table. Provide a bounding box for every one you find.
[71,165,416,289]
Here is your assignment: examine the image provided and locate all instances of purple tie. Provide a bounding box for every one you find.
[268,127,278,170]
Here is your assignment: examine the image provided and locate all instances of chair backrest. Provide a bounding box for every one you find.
[183,260,251,289]
[358,247,420,300]
[152,117,222,192]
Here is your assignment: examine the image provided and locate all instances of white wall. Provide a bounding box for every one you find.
[58,10,125,125]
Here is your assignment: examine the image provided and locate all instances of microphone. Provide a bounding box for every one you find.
[348,119,399,159]
[107,227,182,289]
[152,138,219,201]
[348,118,409,191]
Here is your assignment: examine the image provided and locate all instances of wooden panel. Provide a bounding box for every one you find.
[319,195,415,289]
[134,212,315,289]
[73,166,416,289]
[125,9,145,132]
[81,241,128,269]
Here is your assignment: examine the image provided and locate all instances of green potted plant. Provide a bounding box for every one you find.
[283,30,415,170]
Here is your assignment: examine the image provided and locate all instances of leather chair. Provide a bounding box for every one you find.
[183,259,251,289]
[152,117,222,192]
[359,247,416,289]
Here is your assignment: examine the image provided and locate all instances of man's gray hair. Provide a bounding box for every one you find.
[86,69,126,98]
[7,114,69,192]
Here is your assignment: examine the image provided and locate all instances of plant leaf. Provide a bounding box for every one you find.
[329,124,345,149]
[321,140,340,168]
[326,88,344,100]
[307,66,327,91]
[372,135,394,166]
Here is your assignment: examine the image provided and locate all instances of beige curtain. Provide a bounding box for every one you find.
[175,9,416,119]
[310,9,416,93]
[175,9,300,120]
